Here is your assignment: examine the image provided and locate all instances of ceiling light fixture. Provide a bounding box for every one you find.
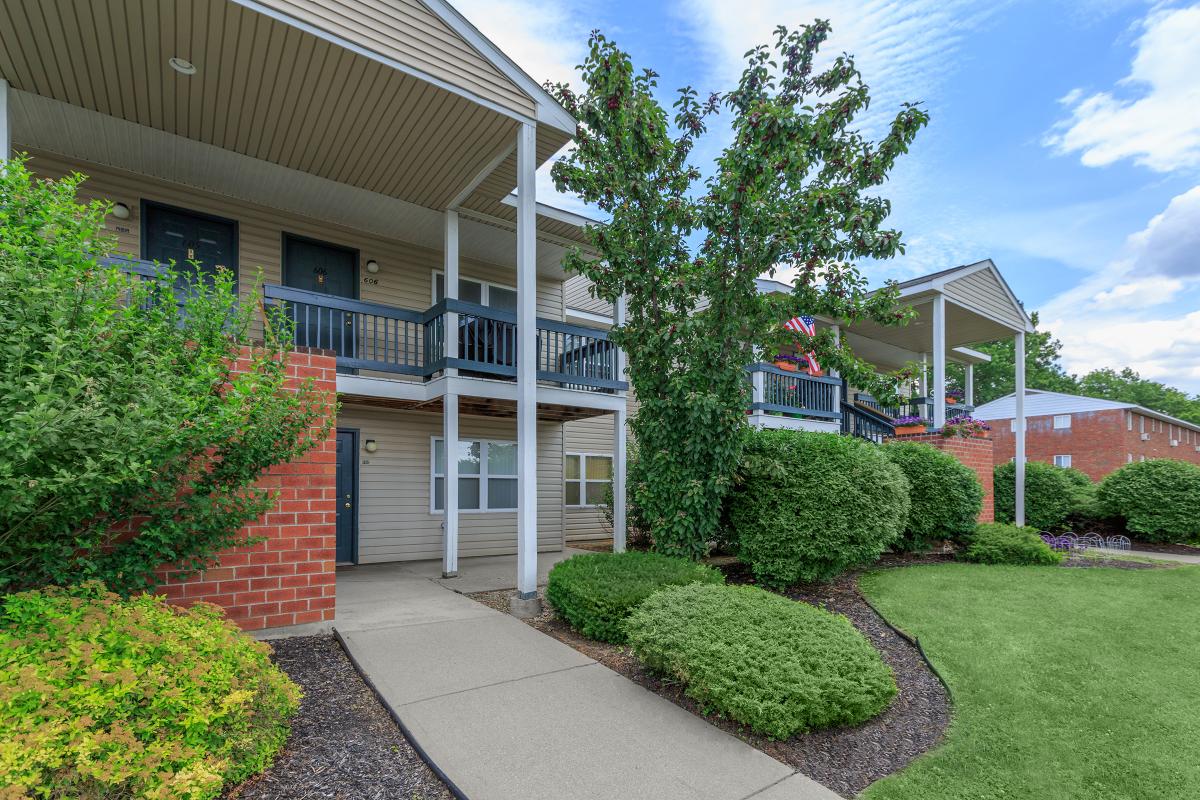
[168,57,197,76]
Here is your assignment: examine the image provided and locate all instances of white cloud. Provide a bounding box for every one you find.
[1044,4,1200,172]
[450,0,586,89]
[1039,184,1200,391]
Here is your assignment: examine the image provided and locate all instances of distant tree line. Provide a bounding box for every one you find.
[950,312,1200,423]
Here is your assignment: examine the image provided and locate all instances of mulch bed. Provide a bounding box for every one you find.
[471,556,952,798]
[227,636,452,800]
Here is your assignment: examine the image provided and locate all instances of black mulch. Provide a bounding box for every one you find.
[227,636,453,800]
[471,556,952,798]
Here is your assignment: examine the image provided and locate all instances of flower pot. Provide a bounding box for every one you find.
[972,430,991,439]
[945,397,958,405]
[773,360,798,372]
[894,424,925,436]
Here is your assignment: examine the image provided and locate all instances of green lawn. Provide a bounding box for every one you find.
[858,563,1200,800]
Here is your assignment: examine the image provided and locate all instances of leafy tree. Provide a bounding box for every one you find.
[0,159,333,594]
[1078,367,1200,424]
[950,312,1077,404]
[548,24,927,558]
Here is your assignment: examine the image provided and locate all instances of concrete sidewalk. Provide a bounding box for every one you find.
[335,555,839,800]
[1119,548,1200,565]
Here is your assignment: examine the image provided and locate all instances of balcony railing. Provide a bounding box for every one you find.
[263,284,625,392]
[748,363,841,419]
[853,393,974,423]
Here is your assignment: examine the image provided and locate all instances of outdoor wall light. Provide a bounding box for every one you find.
[111,202,131,220]
[168,57,197,75]
[364,439,378,453]
[365,259,380,274]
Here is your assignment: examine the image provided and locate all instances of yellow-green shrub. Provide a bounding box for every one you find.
[0,583,300,799]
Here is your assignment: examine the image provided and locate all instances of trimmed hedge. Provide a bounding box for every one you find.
[962,523,1063,565]
[0,583,300,799]
[727,429,910,587]
[884,441,983,549]
[625,583,897,738]
[994,461,1094,530]
[1099,459,1200,542]
[545,551,723,643]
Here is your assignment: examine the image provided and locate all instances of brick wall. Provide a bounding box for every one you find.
[991,409,1200,481]
[891,431,995,523]
[156,347,338,632]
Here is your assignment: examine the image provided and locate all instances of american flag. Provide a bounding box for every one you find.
[784,315,820,373]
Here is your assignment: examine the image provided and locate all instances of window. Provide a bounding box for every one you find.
[1053,454,1072,468]
[1052,414,1071,430]
[1127,453,1133,463]
[432,438,518,512]
[1127,411,1133,430]
[1140,415,1146,434]
[565,454,613,507]
[433,272,517,311]
[1009,419,1016,432]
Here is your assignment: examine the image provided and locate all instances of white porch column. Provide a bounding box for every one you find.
[965,364,975,407]
[515,122,538,599]
[442,392,459,577]
[443,210,459,377]
[931,296,946,429]
[612,293,628,553]
[1014,331,1027,527]
[1,79,10,159]
[830,324,842,409]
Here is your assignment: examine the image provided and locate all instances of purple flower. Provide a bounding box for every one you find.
[894,415,927,426]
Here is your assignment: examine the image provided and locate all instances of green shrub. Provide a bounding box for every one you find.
[0,583,300,799]
[625,583,896,738]
[884,441,983,550]
[1098,459,1200,542]
[962,523,1063,565]
[726,429,910,588]
[993,461,1093,530]
[545,551,723,642]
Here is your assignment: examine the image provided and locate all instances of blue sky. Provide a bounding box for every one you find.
[457,0,1200,392]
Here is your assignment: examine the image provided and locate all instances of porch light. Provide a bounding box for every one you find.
[364,439,378,453]
[111,202,131,220]
[366,259,380,274]
[168,57,197,76]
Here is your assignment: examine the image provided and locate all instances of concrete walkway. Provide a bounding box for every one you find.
[335,554,839,800]
[1120,548,1200,565]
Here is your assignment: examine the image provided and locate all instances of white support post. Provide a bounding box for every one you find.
[830,324,842,409]
[1,79,10,160]
[612,407,627,552]
[442,393,459,577]
[515,122,538,600]
[443,210,459,377]
[931,296,946,430]
[751,369,765,408]
[612,293,628,553]
[1014,331,1027,527]
[919,353,928,398]
[965,364,975,407]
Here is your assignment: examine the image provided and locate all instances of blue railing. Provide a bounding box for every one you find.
[747,363,841,419]
[854,392,974,423]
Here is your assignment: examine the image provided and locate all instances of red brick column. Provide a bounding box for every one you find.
[890,431,995,523]
[157,346,338,632]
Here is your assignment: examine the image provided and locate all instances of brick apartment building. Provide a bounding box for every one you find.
[975,389,1200,480]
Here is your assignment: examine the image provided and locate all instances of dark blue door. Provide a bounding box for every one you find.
[335,430,358,564]
[143,202,238,290]
[283,235,358,359]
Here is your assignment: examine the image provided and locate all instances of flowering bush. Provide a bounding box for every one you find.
[0,583,300,799]
[942,416,991,437]
[893,415,927,428]
[945,387,965,400]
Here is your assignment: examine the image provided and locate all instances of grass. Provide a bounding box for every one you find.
[858,563,1200,800]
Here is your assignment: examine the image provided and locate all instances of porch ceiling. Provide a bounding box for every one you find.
[0,0,570,211]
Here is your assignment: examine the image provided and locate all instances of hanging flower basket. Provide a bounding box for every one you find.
[945,388,964,405]
[893,415,927,436]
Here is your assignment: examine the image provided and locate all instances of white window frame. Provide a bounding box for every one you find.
[1127,411,1133,431]
[430,436,518,514]
[565,452,614,508]
[1009,419,1016,432]
[432,270,517,308]
[1052,414,1071,430]
[1053,454,1072,468]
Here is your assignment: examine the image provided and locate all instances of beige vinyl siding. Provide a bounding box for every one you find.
[25,152,564,347]
[564,273,613,317]
[942,269,1026,330]
[338,404,563,562]
[561,391,638,542]
[253,0,535,117]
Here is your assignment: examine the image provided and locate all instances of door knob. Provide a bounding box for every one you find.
[344,502,352,509]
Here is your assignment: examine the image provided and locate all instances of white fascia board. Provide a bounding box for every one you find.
[501,194,604,229]
[337,372,626,412]
[565,307,614,327]
[951,346,992,364]
[418,0,577,135]
[930,259,1034,333]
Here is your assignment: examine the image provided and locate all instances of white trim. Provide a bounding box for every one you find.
[612,407,627,553]
[228,0,537,126]
[432,269,516,307]
[431,435,519,513]
[442,393,459,576]
[565,307,614,326]
[335,372,626,411]
[449,141,516,209]
[0,79,9,160]
[417,0,577,134]
[564,452,614,508]
[500,195,603,229]
[515,121,538,598]
[932,294,946,429]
